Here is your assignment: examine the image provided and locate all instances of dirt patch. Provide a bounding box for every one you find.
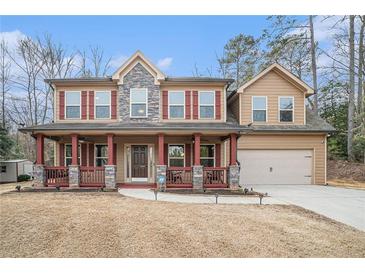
[1,192,365,258]
[328,160,365,183]
[0,181,33,194]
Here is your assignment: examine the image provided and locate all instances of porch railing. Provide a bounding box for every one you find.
[45,166,69,187]
[203,167,228,188]
[79,166,105,187]
[166,167,193,188]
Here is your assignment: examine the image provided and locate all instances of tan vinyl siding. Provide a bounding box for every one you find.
[160,85,225,122]
[237,134,327,184]
[240,70,305,125]
[54,85,118,123]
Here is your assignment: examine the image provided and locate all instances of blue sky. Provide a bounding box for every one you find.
[0,16,276,76]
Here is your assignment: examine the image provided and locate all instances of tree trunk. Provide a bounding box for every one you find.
[357,15,364,114]
[309,15,318,115]
[348,15,356,161]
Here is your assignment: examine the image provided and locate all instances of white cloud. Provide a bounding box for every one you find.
[0,29,26,51]
[109,54,128,70]
[157,57,173,70]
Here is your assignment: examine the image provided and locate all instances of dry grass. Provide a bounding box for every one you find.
[327,179,365,190]
[1,192,365,258]
[0,181,33,194]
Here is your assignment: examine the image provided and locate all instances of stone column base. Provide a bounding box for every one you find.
[104,165,117,189]
[228,165,240,190]
[33,164,46,187]
[156,165,167,191]
[68,165,80,188]
[192,165,203,190]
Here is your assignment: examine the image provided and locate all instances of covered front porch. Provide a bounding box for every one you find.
[33,131,240,190]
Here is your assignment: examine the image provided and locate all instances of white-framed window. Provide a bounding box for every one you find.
[65,91,81,119]
[1,166,6,173]
[279,96,294,122]
[200,144,215,167]
[95,144,108,167]
[168,91,185,119]
[95,91,111,119]
[168,144,185,167]
[130,88,148,118]
[65,144,81,166]
[252,96,267,122]
[199,91,215,119]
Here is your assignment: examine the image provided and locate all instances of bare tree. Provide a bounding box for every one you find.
[357,15,365,114]
[76,46,111,77]
[309,16,319,114]
[348,15,356,161]
[0,39,11,129]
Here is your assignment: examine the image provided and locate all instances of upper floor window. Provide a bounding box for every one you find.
[95,91,111,119]
[95,144,108,167]
[168,91,185,119]
[279,97,294,122]
[252,96,267,122]
[65,91,81,119]
[199,91,215,119]
[130,88,147,118]
[168,144,185,167]
[200,144,215,167]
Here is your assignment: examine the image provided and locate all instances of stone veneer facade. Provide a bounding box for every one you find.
[104,165,116,188]
[192,165,203,190]
[156,165,167,191]
[68,165,80,187]
[228,165,240,190]
[119,63,160,122]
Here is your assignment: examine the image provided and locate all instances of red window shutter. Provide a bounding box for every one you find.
[59,143,65,166]
[162,90,168,119]
[192,90,198,119]
[113,143,117,165]
[88,143,94,167]
[215,90,221,120]
[81,143,87,166]
[81,91,87,120]
[185,90,191,119]
[89,91,94,120]
[185,144,191,167]
[59,91,65,120]
[111,90,117,119]
[164,143,169,165]
[215,143,221,167]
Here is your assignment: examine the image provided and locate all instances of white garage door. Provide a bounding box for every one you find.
[238,150,313,185]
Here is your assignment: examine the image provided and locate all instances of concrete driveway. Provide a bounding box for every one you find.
[246,184,365,231]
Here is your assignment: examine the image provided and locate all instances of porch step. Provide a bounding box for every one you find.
[117,183,156,189]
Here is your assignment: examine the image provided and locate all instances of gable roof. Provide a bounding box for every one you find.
[111,50,166,85]
[237,63,314,96]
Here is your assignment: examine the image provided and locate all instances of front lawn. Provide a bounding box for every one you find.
[1,192,364,257]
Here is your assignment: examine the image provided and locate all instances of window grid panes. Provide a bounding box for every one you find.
[200,144,215,167]
[130,88,147,117]
[65,92,81,119]
[199,91,215,119]
[168,144,185,167]
[279,97,294,122]
[95,91,111,119]
[65,144,81,166]
[169,91,185,119]
[252,96,267,122]
[95,144,108,167]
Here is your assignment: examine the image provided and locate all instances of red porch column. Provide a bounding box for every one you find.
[107,134,114,165]
[230,133,237,166]
[194,133,201,166]
[158,133,165,165]
[71,134,79,165]
[36,133,44,165]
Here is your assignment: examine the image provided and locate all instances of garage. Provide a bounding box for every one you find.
[238,149,313,185]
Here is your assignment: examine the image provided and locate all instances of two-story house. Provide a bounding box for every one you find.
[20,51,334,190]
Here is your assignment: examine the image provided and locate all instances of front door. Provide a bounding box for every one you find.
[131,145,148,180]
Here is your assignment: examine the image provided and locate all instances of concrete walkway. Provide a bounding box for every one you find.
[118,188,287,205]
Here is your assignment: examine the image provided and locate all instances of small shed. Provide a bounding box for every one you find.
[0,159,33,183]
